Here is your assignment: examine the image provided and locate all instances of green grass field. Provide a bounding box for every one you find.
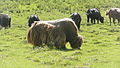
[0,0,120,68]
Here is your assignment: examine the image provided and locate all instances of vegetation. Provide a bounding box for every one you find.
[0,0,120,68]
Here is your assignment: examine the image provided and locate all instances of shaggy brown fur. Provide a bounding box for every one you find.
[27,18,83,49]
[27,21,66,49]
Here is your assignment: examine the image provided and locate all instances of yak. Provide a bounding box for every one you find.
[28,14,40,27]
[106,8,120,25]
[86,8,104,24]
[27,18,83,49]
[0,14,11,28]
[70,12,82,30]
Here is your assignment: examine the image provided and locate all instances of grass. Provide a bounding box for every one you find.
[0,0,120,68]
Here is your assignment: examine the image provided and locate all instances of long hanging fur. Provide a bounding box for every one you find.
[27,21,66,49]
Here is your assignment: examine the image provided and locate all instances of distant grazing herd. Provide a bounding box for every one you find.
[0,8,120,49]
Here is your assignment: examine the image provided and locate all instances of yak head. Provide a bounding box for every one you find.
[100,16,104,23]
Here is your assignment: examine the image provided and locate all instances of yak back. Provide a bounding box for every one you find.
[106,8,120,19]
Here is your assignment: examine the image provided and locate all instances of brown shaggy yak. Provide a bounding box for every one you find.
[27,18,83,49]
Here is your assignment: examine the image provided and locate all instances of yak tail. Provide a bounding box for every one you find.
[106,12,109,15]
[106,10,110,15]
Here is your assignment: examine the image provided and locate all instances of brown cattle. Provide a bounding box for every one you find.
[106,8,120,25]
[27,18,83,49]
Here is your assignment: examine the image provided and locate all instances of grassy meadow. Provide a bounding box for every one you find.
[0,0,120,68]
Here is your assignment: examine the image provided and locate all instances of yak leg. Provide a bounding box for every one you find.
[87,16,89,23]
[97,20,99,24]
[8,21,11,27]
[93,19,96,24]
[117,19,120,25]
[109,17,112,25]
[113,18,116,25]
[8,17,11,27]
[91,19,93,23]
[109,18,112,25]
[118,19,120,25]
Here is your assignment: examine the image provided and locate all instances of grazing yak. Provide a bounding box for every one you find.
[28,14,40,27]
[0,14,11,28]
[70,12,82,30]
[27,18,83,49]
[86,8,104,24]
[106,8,120,25]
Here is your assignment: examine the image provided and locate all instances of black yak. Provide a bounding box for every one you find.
[86,8,104,24]
[70,12,82,30]
[28,14,40,27]
[0,14,11,28]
